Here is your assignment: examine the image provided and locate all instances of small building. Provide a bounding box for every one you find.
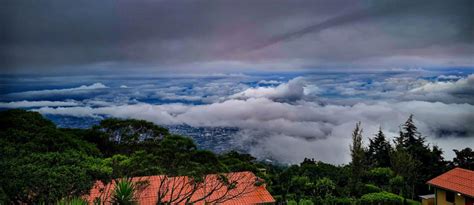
[426,167,474,205]
[86,171,275,205]
[419,194,435,205]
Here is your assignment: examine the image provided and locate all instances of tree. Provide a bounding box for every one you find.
[367,167,395,190]
[0,109,110,204]
[288,176,313,200]
[96,118,170,144]
[315,177,336,198]
[349,122,366,196]
[395,115,421,149]
[359,191,404,204]
[92,118,171,155]
[367,127,392,168]
[394,114,446,196]
[219,151,258,173]
[390,149,417,199]
[154,172,261,204]
[452,148,474,170]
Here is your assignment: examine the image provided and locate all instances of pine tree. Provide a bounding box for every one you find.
[395,114,425,150]
[349,122,365,196]
[367,127,392,168]
[394,115,446,196]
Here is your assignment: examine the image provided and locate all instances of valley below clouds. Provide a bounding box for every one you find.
[1,70,473,164]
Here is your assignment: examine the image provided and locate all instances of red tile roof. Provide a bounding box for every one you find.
[86,171,275,205]
[427,167,474,198]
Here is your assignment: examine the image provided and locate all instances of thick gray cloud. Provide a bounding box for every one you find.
[1,0,473,74]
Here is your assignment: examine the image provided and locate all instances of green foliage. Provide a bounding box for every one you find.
[56,197,88,205]
[394,114,447,197]
[390,146,418,198]
[313,197,356,205]
[367,167,395,189]
[96,118,169,144]
[0,110,450,205]
[219,151,258,172]
[389,175,405,196]
[110,179,140,205]
[299,198,314,205]
[92,118,171,156]
[315,177,336,197]
[359,192,403,204]
[349,121,366,196]
[452,147,474,170]
[361,184,382,195]
[407,199,422,205]
[0,109,110,204]
[367,127,392,168]
[288,200,298,205]
[0,109,55,131]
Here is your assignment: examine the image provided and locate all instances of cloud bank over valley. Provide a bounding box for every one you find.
[1,70,473,164]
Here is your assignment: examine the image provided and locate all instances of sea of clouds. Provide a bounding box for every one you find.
[1,71,473,164]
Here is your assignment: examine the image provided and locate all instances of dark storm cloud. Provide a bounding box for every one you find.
[1,0,473,73]
[237,0,473,54]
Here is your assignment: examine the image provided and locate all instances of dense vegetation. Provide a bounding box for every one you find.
[1,109,473,204]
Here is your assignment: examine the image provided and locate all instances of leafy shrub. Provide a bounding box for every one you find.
[299,199,314,205]
[361,184,382,195]
[314,197,356,205]
[389,175,405,195]
[288,200,298,205]
[406,199,421,205]
[316,177,336,197]
[367,167,394,187]
[57,197,88,205]
[359,192,403,204]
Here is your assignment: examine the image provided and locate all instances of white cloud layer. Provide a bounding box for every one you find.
[34,98,474,164]
[0,100,79,108]
[2,74,471,164]
[230,77,305,101]
[411,74,474,94]
[5,83,108,100]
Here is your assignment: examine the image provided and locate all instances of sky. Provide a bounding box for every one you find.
[2,0,473,74]
[1,0,473,164]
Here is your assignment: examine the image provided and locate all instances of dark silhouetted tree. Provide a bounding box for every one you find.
[452,148,474,170]
[394,114,446,196]
[367,127,392,168]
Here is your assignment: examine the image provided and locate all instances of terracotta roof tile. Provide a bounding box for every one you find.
[427,167,474,198]
[86,171,275,205]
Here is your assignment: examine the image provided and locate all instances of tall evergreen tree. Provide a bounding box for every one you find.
[367,127,392,168]
[349,122,365,196]
[394,115,446,196]
[395,114,426,151]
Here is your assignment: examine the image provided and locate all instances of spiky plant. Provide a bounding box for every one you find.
[110,179,138,205]
[56,197,88,205]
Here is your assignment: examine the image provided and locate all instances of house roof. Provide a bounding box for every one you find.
[427,167,474,198]
[86,171,275,205]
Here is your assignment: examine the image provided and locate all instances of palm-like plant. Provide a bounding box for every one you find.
[110,179,138,205]
[56,197,88,205]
